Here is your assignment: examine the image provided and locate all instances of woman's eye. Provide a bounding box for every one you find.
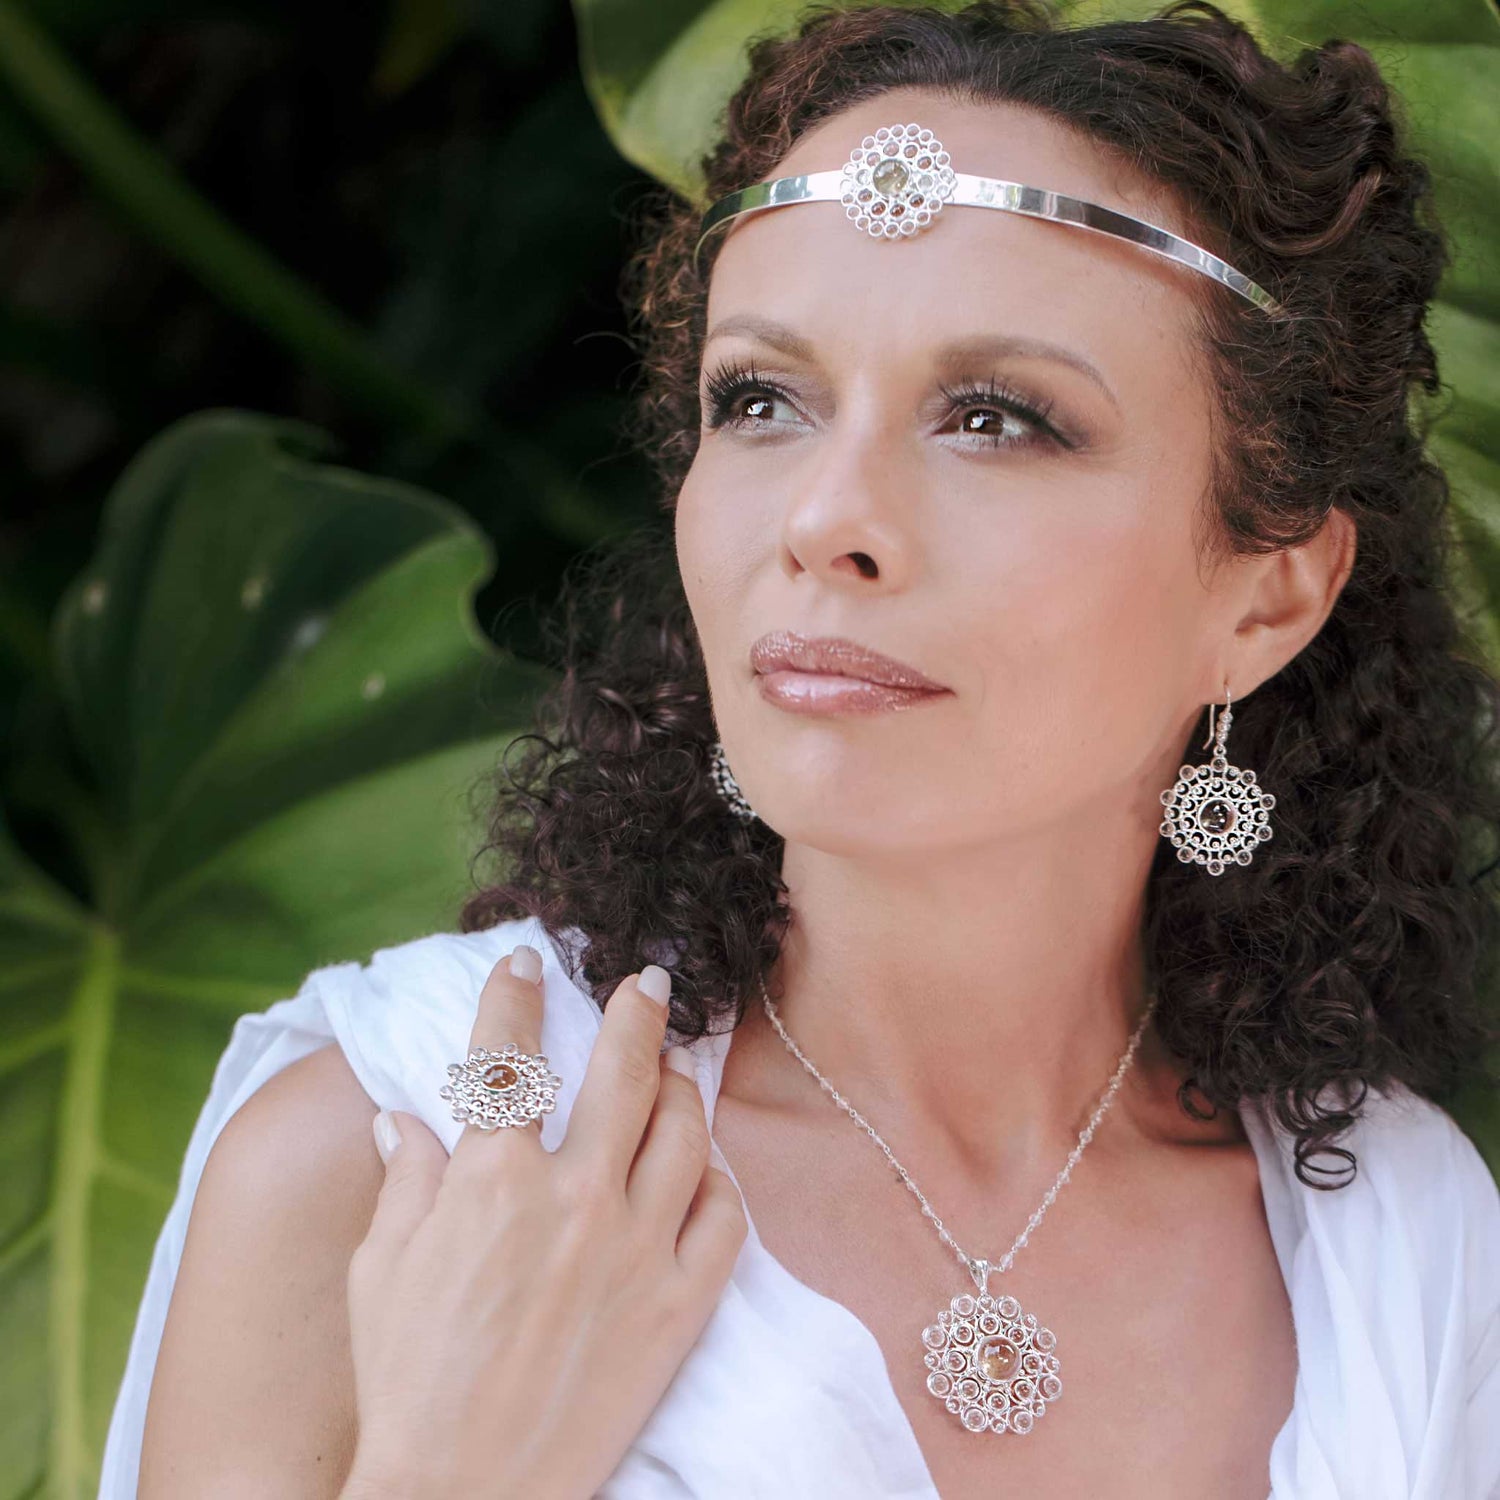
[715,387,793,429]
[939,380,1065,452]
[951,404,1041,449]
[701,366,800,434]
[699,362,1069,452]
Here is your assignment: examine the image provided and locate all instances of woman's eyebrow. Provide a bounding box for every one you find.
[703,313,817,361]
[703,314,1118,412]
[937,333,1119,413]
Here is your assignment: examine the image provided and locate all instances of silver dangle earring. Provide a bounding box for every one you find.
[708,739,758,822]
[1158,682,1276,876]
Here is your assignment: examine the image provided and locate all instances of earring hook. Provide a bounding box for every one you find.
[1202,680,1233,750]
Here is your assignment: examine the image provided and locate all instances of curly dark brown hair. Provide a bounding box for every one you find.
[459,0,1500,1188]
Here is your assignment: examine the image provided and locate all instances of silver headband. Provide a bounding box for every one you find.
[695,120,1283,316]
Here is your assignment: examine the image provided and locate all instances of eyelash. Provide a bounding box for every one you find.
[699,357,1070,452]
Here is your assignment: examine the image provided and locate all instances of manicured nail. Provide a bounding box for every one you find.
[372,1110,401,1164]
[664,1044,696,1078]
[509,944,542,984]
[638,964,672,1006]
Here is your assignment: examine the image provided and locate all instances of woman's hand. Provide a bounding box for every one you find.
[339,944,748,1499]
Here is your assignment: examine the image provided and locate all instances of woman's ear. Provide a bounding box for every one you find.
[1228,505,1358,688]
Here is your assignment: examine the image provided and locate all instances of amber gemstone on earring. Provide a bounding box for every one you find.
[1199,800,1234,834]
[979,1337,1019,1381]
[872,158,910,196]
[482,1062,519,1091]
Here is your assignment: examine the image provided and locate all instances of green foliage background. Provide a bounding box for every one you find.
[0,0,1494,1495]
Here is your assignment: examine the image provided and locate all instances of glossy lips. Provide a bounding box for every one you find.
[751,630,950,715]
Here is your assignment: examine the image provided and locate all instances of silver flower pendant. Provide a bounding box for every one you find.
[921,1288,1061,1435]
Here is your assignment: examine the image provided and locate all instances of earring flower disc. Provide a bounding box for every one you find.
[709,739,756,822]
[1159,752,1276,876]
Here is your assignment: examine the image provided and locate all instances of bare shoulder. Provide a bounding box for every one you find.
[139,1042,384,1499]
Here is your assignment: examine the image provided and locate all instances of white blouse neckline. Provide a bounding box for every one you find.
[99,913,1497,1499]
[665,1012,1298,1498]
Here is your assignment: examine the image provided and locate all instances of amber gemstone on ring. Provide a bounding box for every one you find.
[482,1062,519,1090]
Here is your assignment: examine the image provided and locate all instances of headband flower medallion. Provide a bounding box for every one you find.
[841,123,959,240]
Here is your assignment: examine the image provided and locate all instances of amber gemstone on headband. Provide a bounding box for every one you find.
[482,1062,519,1091]
[872,158,910,197]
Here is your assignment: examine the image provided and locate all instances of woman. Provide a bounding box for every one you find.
[102,2,1500,1496]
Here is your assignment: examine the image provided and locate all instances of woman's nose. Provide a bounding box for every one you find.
[778,415,919,589]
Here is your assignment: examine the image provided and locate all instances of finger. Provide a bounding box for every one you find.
[674,1163,749,1286]
[556,964,674,1185]
[447,945,552,1167]
[626,1047,711,1234]
[359,1110,448,1260]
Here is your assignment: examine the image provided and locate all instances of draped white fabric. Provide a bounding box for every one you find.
[99,914,1500,1498]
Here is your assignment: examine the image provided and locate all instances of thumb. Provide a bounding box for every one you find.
[366,1109,445,1253]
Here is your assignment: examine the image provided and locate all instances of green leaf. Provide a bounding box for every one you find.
[574,0,964,200]
[1358,40,1500,321]
[0,1,468,443]
[0,410,553,1498]
[1249,0,1499,55]
[1429,300,1500,446]
[371,0,470,97]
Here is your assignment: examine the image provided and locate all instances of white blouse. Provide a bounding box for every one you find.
[99,913,1500,1498]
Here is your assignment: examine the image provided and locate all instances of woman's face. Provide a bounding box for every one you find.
[676,92,1257,855]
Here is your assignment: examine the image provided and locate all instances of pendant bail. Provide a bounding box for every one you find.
[966,1255,993,1298]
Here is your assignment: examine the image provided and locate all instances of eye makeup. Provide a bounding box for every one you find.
[698,355,1078,453]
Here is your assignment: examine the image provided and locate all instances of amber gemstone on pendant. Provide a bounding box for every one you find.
[871,158,910,196]
[482,1062,519,1090]
[978,1336,1019,1381]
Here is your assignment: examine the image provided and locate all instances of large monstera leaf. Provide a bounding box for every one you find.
[0,411,553,1499]
[572,0,1500,1175]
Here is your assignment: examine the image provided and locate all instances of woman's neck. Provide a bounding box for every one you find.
[728,828,1239,1191]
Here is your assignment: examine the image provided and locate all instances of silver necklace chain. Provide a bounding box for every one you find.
[756,973,1158,1293]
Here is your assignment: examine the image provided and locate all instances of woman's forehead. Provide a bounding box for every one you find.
[702,100,1203,361]
[776,93,1184,233]
[702,212,1198,397]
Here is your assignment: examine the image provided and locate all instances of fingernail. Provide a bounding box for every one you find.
[373,1110,401,1164]
[509,944,542,984]
[664,1044,696,1078]
[638,964,672,1006]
